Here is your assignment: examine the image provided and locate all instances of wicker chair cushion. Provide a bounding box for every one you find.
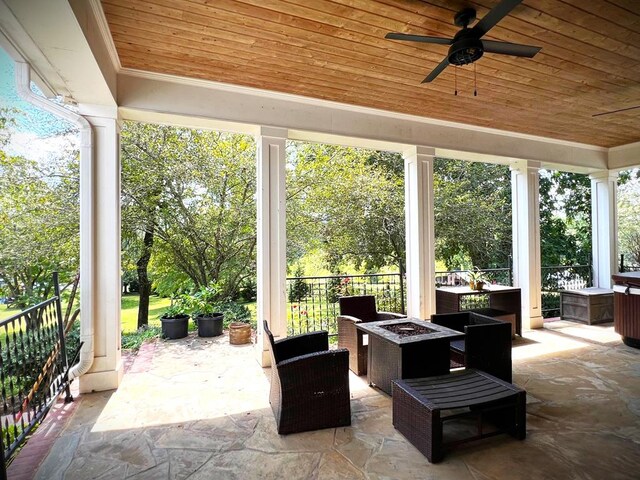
[450,339,465,353]
[339,295,378,322]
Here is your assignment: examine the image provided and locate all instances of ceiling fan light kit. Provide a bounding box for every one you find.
[385,0,541,93]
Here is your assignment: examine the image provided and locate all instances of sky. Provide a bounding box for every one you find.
[0,47,76,160]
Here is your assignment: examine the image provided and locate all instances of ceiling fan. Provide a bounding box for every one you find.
[385,0,541,84]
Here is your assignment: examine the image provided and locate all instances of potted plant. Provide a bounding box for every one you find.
[190,285,224,337]
[160,296,190,339]
[468,268,486,291]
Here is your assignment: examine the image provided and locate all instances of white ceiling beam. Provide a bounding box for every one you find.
[118,71,608,171]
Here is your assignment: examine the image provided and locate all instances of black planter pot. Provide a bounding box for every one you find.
[160,314,189,339]
[196,313,224,337]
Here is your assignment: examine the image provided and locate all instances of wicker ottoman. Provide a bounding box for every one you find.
[392,370,526,463]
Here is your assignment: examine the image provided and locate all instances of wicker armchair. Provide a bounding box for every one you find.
[263,321,351,434]
[431,312,513,383]
[337,295,405,376]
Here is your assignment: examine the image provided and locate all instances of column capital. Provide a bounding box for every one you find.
[78,104,118,119]
[589,170,617,182]
[258,126,288,139]
[509,159,541,173]
[403,145,435,159]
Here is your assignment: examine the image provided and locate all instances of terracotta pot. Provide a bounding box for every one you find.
[229,322,251,345]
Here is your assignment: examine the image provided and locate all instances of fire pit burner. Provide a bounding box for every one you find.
[381,322,436,337]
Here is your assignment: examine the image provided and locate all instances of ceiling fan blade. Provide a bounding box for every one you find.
[385,32,452,45]
[593,105,640,117]
[482,40,541,57]
[422,57,450,83]
[473,0,523,37]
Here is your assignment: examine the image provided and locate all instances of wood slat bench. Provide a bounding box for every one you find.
[392,369,526,463]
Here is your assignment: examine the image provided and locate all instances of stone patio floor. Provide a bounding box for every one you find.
[19,320,640,479]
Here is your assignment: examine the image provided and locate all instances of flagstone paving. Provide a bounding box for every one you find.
[26,321,640,479]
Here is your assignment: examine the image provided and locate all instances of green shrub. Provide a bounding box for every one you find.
[121,326,162,351]
[214,301,252,329]
[288,266,309,302]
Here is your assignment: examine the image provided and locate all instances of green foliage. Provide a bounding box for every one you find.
[468,267,487,284]
[0,140,79,300]
[188,284,220,316]
[286,143,405,274]
[288,265,309,302]
[121,326,162,351]
[618,174,640,265]
[121,122,257,301]
[434,159,512,269]
[161,296,190,319]
[539,171,591,265]
[238,277,257,302]
[213,301,252,328]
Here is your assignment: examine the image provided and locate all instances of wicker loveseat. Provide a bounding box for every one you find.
[337,295,405,376]
[263,321,351,434]
[431,311,513,383]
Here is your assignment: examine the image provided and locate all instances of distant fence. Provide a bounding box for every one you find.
[0,273,79,479]
[286,273,405,336]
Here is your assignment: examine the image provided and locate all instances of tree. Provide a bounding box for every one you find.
[0,140,79,303]
[121,122,257,327]
[618,175,640,266]
[434,159,512,269]
[538,171,591,266]
[286,143,406,274]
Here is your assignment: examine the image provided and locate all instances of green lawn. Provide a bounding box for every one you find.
[121,294,172,333]
[0,305,21,322]
[3,295,255,335]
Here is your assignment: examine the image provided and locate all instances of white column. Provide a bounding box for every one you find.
[511,160,543,329]
[79,114,123,392]
[590,171,618,288]
[256,127,287,366]
[403,146,436,319]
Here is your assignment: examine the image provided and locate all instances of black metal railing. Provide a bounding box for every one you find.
[286,273,405,336]
[541,265,593,318]
[0,273,77,478]
[286,263,596,336]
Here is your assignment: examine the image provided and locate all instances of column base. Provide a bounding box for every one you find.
[524,315,544,330]
[78,362,124,393]
[255,336,271,367]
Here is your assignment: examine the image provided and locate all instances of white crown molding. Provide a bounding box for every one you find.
[121,67,607,153]
[89,0,121,71]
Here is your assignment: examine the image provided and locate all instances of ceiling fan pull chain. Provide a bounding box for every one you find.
[454,66,458,96]
[474,63,478,97]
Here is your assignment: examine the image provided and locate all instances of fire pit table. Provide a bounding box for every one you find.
[355,318,463,395]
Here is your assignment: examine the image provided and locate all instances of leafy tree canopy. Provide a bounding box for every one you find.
[121,122,256,301]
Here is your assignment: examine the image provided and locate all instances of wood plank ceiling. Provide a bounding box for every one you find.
[101,0,640,148]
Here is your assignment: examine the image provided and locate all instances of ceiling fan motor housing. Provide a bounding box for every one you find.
[448,35,484,65]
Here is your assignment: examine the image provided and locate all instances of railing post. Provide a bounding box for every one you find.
[399,272,405,315]
[53,273,73,403]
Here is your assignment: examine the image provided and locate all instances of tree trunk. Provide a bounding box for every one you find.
[137,224,155,329]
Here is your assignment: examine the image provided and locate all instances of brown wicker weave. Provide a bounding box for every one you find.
[431,311,513,383]
[392,369,526,463]
[263,321,351,434]
[337,295,405,375]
